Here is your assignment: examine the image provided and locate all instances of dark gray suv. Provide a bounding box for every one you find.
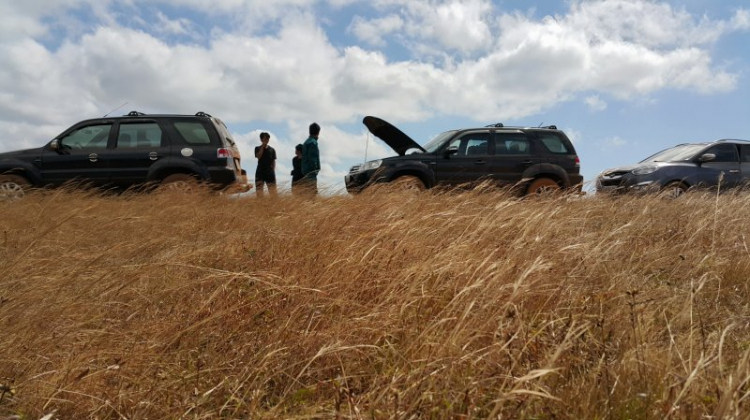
[345,116,583,195]
[596,139,750,196]
[0,111,249,200]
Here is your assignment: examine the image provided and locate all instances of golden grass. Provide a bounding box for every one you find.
[1,187,750,419]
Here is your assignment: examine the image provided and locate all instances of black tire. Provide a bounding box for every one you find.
[526,177,560,195]
[0,174,30,201]
[159,173,201,192]
[392,175,426,191]
[660,181,688,198]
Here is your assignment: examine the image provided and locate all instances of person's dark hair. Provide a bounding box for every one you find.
[295,144,303,152]
[260,132,270,140]
[309,123,320,136]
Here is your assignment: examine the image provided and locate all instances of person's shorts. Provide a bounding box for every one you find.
[255,173,276,184]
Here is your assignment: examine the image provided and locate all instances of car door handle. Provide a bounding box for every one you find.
[729,170,740,173]
[88,153,98,162]
[474,160,486,165]
[523,160,534,165]
[149,151,159,161]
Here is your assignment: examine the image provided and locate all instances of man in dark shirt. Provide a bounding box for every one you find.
[301,123,321,196]
[254,132,277,197]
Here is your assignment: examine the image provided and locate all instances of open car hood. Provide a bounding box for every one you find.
[363,116,426,156]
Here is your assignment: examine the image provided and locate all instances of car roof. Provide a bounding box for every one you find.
[673,139,750,147]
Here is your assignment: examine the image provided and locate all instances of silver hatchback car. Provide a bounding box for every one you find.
[596,139,750,196]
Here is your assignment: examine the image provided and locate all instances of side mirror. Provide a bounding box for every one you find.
[698,153,716,163]
[444,147,458,158]
[50,139,60,151]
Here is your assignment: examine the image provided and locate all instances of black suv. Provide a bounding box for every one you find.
[345,116,582,194]
[0,111,248,199]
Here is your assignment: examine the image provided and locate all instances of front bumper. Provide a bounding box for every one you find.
[596,172,660,194]
[345,168,381,193]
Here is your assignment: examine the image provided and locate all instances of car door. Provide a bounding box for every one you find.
[740,145,750,188]
[433,132,491,185]
[490,132,538,186]
[105,120,170,188]
[697,143,741,188]
[40,122,113,187]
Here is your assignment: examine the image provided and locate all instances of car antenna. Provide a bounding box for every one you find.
[364,131,370,165]
[103,101,129,117]
[538,122,544,127]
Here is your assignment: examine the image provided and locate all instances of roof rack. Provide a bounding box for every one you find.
[195,111,213,118]
[716,139,750,143]
[485,123,504,128]
[540,125,557,130]
[126,111,146,116]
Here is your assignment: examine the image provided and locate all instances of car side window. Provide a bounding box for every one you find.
[174,122,211,145]
[59,124,112,150]
[447,133,490,156]
[495,133,530,155]
[705,144,738,162]
[537,133,569,154]
[740,145,750,162]
[117,123,163,149]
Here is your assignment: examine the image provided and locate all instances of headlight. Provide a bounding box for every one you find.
[632,165,659,175]
[362,159,382,171]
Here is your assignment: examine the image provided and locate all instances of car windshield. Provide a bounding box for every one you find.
[640,144,706,163]
[422,130,458,153]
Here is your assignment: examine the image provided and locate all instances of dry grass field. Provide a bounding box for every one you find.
[1,187,750,419]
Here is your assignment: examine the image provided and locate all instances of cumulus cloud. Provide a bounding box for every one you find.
[348,14,404,46]
[585,95,607,112]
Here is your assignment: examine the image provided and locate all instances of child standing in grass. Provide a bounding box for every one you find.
[291,144,304,194]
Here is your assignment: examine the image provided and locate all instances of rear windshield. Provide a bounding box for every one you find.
[212,118,237,147]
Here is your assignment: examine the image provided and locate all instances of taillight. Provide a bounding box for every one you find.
[575,156,580,167]
[217,148,232,159]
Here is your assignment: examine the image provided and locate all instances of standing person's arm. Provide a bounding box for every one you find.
[255,145,265,159]
[271,148,276,172]
[312,143,321,172]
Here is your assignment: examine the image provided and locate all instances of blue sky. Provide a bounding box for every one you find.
[1,0,748,193]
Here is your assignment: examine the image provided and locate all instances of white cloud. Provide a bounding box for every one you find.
[602,136,627,150]
[348,14,404,46]
[585,95,607,112]
[730,9,750,31]
[155,11,194,36]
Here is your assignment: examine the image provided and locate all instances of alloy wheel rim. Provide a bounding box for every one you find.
[0,182,24,201]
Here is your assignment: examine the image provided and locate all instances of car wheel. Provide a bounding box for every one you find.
[392,175,426,191]
[526,177,560,195]
[661,181,688,198]
[159,173,200,192]
[0,175,30,201]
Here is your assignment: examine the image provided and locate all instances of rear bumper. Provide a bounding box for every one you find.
[208,167,245,189]
[568,174,584,191]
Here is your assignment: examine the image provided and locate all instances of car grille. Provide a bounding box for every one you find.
[349,165,361,174]
[598,170,629,187]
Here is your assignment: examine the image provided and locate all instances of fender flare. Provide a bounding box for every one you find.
[0,161,42,186]
[147,158,209,183]
[522,163,571,187]
[384,161,435,188]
